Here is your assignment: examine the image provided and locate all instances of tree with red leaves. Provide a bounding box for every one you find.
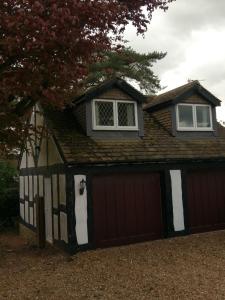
[0,0,174,154]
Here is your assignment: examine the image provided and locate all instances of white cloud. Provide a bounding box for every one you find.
[125,0,225,121]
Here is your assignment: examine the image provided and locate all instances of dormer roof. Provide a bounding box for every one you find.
[144,81,221,111]
[74,77,146,105]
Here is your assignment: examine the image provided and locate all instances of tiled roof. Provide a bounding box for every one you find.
[46,108,225,165]
[144,81,221,110]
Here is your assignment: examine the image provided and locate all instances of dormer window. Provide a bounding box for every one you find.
[176,104,212,131]
[93,99,138,130]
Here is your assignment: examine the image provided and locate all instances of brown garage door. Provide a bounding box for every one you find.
[92,172,163,248]
[187,170,225,233]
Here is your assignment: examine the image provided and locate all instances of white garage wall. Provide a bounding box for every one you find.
[74,175,88,246]
[170,170,185,232]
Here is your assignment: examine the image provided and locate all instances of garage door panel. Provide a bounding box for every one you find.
[92,179,106,242]
[92,172,163,248]
[114,180,125,238]
[187,170,225,233]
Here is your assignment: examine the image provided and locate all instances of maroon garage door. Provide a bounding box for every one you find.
[92,172,163,248]
[187,170,225,233]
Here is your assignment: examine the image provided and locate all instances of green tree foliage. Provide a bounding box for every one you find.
[85,48,166,94]
[0,161,18,227]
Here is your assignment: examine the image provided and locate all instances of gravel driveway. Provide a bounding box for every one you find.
[1,230,225,299]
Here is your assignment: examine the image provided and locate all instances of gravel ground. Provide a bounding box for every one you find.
[1,231,225,299]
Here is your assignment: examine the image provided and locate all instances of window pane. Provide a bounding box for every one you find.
[95,101,114,126]
[196,106,211,128]
[118,103,136,127]
[178,105,194,128]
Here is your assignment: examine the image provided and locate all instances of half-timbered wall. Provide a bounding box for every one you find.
[19,106,40,229]
[19,104,69,248]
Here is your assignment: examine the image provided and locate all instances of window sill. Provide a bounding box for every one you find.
[93,127,139,131]
[177,128,214,132]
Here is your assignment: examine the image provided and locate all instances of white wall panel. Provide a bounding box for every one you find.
[74,175,88,245]
[19,176,24,199]
[170,170,185,232]
[29,207,34,226]
[60,212,68,243]
[20,203,24,220]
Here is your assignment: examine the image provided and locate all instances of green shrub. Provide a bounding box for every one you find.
[0,161,19,228]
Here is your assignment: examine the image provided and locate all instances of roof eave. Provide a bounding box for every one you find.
[66,156,225,167]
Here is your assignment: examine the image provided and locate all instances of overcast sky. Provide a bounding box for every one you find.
[125,0,225,121]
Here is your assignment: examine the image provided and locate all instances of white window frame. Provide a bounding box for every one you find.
[176,103,213,131]
[92,99,138,131]
[92,99,115,130]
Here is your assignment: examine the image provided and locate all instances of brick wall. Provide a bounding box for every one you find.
[152,109,172,133]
